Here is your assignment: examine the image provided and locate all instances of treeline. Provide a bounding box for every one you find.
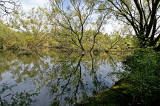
[0,0,160,52]
[0,1,139,52]
[0,7,136,52]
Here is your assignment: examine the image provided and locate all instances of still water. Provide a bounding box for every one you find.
[0,50,123,106]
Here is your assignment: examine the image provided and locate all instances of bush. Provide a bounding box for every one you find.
[122,48,160,105]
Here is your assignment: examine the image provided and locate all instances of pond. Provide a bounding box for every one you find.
[0,50,124,106]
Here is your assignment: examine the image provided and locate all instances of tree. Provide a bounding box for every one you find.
[9,8,53,49]
[106,0,160,50]
[0,0,20,16]
[49,0,109,51]
[10,8,51,36]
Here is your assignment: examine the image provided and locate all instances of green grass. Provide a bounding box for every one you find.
[76,83,132,106]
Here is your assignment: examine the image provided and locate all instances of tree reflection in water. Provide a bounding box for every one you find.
[0,50,123,106]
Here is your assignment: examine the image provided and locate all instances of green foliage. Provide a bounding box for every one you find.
[0,2,138,52]
[10,8,50,35]
[107,0,160,49]
[0,21,20,49]
[49,0,109,51]
[95,32,137,51]
[0,7,59,50]
[122,48,160,105]
[0,18,137,51]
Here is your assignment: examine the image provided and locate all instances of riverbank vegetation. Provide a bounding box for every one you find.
[80,48,160,105]
[0,18,136,52]
[0,0,160,106]
[0,0,137,52]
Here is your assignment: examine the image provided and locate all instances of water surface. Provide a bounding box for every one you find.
[0,50,123,106]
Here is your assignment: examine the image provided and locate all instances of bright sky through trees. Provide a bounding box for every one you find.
[20,0,120,34]
[21,0,47,10]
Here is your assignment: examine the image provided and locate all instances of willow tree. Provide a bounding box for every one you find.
[9,8,53,49]
[49,0,109,51]
[106,0,160,50]
[10,8,51,36]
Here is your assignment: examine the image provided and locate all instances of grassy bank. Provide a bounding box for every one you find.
[76,83,132,106]
[78,48,160,106]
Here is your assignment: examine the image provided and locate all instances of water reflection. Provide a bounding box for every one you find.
[0,50,123,106]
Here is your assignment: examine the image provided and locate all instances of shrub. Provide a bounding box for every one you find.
[122,48,160,105]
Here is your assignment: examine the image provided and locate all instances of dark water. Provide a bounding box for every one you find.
[0,50,123,106]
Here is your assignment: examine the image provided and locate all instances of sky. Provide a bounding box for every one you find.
[20,0,120,34]
[21,0,48,11]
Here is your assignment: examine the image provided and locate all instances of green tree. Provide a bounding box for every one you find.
[49,0,109,51]
[106,0,160,50]
[10,8,50,36]
[10,8,53,49]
